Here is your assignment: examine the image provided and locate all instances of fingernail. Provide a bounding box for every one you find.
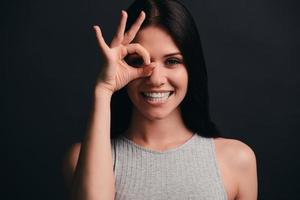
[122,10,127,16]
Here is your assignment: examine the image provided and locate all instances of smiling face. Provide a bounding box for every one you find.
[126,25,188,120]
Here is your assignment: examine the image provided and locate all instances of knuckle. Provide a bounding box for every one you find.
[132,43,141,48]
[125,31,133,39]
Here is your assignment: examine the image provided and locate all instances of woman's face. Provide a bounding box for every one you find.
[126,26,188,120]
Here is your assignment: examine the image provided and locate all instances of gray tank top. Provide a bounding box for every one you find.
[111,133,227,200]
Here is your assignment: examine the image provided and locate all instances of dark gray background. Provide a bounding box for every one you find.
[3,0,299,199]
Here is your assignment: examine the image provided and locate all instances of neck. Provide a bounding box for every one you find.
[124,107,194,146]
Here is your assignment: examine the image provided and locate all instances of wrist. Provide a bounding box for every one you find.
[94,84,114,98]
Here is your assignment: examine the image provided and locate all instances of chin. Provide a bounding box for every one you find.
[138,106,179,121]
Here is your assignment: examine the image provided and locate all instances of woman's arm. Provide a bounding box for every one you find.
[70,87,115,200]
[62,87,115,200]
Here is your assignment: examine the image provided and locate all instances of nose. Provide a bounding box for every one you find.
[145,62,167,87]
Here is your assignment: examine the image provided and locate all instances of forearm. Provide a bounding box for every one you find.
[71,86,115,200]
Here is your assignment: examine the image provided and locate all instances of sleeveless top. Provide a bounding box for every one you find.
[111,133,227,200]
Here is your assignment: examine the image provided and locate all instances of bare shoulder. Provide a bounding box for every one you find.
[213,137,258,199]
[62,142,82,188]
[213,137,256,170]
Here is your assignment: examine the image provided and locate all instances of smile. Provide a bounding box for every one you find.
[140,91,174,105]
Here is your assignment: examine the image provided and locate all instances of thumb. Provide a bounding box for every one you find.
[132,62,156,79]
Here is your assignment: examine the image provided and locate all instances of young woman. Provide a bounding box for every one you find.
[63,0,258,199]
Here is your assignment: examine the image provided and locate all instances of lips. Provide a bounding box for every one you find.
[138,90,175,106]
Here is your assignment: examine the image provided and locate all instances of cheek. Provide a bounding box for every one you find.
[171,68,189,90]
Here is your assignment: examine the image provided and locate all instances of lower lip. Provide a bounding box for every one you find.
[141,92,174,106]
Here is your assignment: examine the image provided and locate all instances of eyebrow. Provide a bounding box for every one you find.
[126,52,182,58]
[164,52,182,57]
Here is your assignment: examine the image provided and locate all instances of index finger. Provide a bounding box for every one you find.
[122,11,146,45]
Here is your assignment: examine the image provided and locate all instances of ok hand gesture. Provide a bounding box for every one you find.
[93,10,155,95]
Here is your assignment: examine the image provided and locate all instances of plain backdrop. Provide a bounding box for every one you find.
[2,0,299,199]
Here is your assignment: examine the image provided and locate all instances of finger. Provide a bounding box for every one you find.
[130,62,156,79]
[125,43,151,65]
[110,10,128,48]
[122,11,146,45]
[93,25,110,56]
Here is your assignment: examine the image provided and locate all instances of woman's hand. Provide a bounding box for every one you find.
[93,10,155,95]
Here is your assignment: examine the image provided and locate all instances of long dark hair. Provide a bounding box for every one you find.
[111,0,221,138]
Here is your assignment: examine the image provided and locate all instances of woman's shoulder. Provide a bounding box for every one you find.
[213,137,256,170]
[213,137,258,199]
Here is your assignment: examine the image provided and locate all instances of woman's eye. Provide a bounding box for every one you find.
[166,59,182,66]
[126,58,144,67]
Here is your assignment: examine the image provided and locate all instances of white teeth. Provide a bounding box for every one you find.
[143,92,171,98]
